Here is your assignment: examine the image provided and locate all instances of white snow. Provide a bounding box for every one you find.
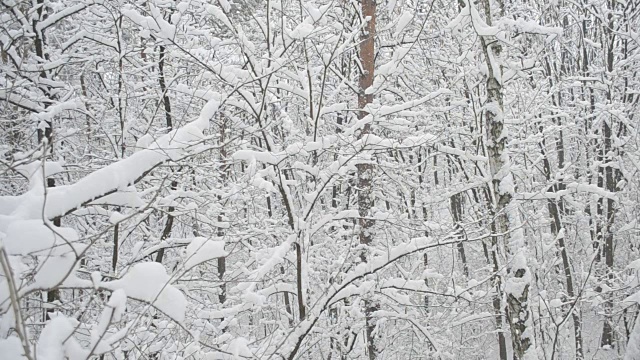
[3,219,79,256]
[183,237,227,270]
[37,316,87,360]
[0,110,212,221]
[290,23,314,39]
[626,310,640,360]
[0,337,26,360]
[102,262,186,322]
[626,258,640,271]
[394,12,413,38]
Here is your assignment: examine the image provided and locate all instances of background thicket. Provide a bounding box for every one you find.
[1,0,640,359]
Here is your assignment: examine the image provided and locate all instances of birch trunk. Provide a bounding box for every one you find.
[476,0,537,357]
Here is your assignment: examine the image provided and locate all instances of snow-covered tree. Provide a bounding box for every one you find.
[2,0,640,359]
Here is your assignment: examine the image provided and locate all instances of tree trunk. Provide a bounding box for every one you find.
[33,0,60,321]
[541,51,584,357]
[478,0,536,357]
[357,0,377,358]
[155,180,178,264]
[601,0,617,346]
[154,35,176,265]
[450,192,469,277]
[217,115,227,304]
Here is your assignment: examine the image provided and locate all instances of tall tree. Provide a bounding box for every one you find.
[357,0,378,358]
[472,0,537,357]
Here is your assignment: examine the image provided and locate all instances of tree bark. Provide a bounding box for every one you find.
[217,115,227,304]
[600,0,618,347]
[477,0,536,357]
[357,1,377,358]
[33,0,61,321]
[542,47,584,357]
[155,180,178,264]
[450,192,469,277]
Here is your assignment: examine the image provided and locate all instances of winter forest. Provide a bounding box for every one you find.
[2,0,640,358]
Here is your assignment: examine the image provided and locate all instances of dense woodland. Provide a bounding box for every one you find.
[1,0,640,359]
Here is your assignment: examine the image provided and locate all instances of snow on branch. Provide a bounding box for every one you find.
[0,98,220,221]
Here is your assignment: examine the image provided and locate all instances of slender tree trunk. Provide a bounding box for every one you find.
[601,0,617,346]
[541,141,584,358]
[277,168,304,321]
[450,192,469,277]
[112,214,119,273]
[116,15,126,158]
[265,189,293,324]
[217,115,227,304]
[542,46,584,357]
[155,180,178,264]
[477,0,536,357]
[158,44,172,130]
[154,33,176,265]
[357,1,377,358]
[489,216,508,360]
[33,0,61,321]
